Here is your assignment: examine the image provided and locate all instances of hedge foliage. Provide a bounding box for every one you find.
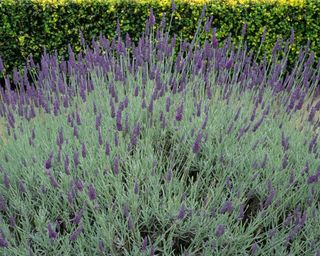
[0,0,319,74]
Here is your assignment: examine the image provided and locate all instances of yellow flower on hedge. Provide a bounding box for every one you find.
[29,0,306,7]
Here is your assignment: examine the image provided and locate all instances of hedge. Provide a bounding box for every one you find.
[0,0,319,75]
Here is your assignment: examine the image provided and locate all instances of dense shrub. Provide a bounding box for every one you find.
[0,8,320,255]
[0,0,319,75]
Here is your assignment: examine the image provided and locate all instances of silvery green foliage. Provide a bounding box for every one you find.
[0,6,320,255]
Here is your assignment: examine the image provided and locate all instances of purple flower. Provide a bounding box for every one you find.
[98,127,103,146]
[251,242,258,255]
[220,201,234,214]
[264,181,275,208]
[308,107,316,123]
[128,215,134,230]
[71,208,84,225]
[49,173,59,189]
[116,109,123,131]
[93,102,97,115]
[0,58,4,73]
[0,195,8,212]
[64,155,70,175]
[88,184,97,201]
[171,0,176,12]
[238,203,245,221]
[175,103,184,121]
[98,240,105,253]
[3,173,9,188]
[134,180,139,195]
[130,122,141,148]
[48,223,58,240]
[113,156,119,175]
[76,112,81,125]
[0,230,8,248]
[73,151,79,169]
[281,132,289,152]
[45,152,54,169]
[289,171,296,185]
[73,126,79,139]
[307,175,318,184]
[123,203,129,218]
[192,130,202,154]
[81,142,87,158]
[134,86,139,97]
[148,9,155,27]
[166,169,172,182]
[282,154,289,169]
[215,224,225,237]
[141,236,148,251]
[177,204,185,220]
[166,96,171,113]
[96,113,102,130]
[69,224,83,242]
[309,135,318,153]
[105,141,110,156]
[74,179,84,192]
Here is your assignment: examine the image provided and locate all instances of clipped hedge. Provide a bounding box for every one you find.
[0,0,319,74]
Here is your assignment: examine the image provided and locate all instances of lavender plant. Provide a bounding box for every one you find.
[0,5,320,256]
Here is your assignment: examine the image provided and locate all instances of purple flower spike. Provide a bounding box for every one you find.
[72,208,84,225]
[149,9,155,27]
[113,156,119,176]
[88,184,97,201]
[105,141,110,156]
[166,96,171,113]
[45,152,54,169]
[48,223,58,240]
[123,203,129,218]
[96,113,102,130]
[64,155,70,175]
[134,86,139,97]
[3,173,10,188]
[128,215,134,230]
[177,204,185,220]
[192,130,202,154]
[69,224,83,242]
[251,242,258,255]
[238,203,245,221]
[141,236,148,251]
[220,201,234,214]
[74,151,79,169]
[81,142,87,158]
[116,109,123,131]
[166,169,172,182]
[281,132,289,152]
[215,224,225,237]
[175,103,184,121]
[74,179,84,192]
[307,175,318,184]
[98,128,103,146]
[0,230,8,248]
[98,240,105,253]
[134,180,140,195]
[0,195,8,212]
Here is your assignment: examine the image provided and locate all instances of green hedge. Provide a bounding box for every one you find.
[0,0,319,74]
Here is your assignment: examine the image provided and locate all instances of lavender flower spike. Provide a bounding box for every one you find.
[215,224,225,237]
[88,184,97,201]
[48,223,58,240]
[192,130,203,154]
[69,224,84,242]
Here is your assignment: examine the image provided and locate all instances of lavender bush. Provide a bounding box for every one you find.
[0,6,320,255]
